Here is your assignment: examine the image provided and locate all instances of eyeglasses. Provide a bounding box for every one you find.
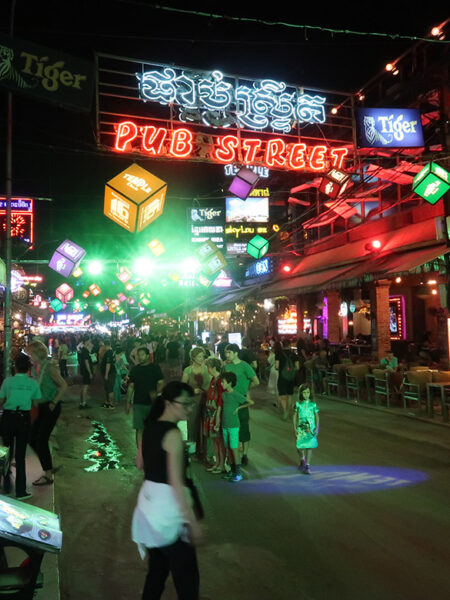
[172,398,195,408]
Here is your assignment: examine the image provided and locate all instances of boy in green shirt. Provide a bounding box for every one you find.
[220,371,253,482]
[223,344,259,465]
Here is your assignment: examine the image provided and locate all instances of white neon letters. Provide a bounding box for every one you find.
[136,68,326,133]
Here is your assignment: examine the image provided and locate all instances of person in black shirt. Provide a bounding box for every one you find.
[133,382,202,600]
[216,336,229,362]
[238,337,258,371]
[101,339,116,409]
[127,347,164,446]
[275,339,299,420]
[77,337,93,409]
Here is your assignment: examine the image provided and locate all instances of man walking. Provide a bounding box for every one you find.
[127,347,164,446]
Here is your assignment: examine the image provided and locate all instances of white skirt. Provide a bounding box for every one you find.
[132,480,192,560]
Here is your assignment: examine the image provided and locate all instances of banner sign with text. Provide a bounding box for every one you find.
[356,108,424,149]
[0,34,94,112]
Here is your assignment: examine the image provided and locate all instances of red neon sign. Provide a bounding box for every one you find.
[113,121,348,172]
[0,197,34,244]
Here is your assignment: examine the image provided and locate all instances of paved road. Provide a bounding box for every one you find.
[54,366,450,600]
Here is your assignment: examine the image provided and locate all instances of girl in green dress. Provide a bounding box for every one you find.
[293,384,319,475]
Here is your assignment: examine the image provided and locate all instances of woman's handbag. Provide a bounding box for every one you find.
[185,476,204,520]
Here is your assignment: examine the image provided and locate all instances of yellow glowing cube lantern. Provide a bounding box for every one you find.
[148,239,165,256]
[72,267,83,278]
[169,272,181,282]
[104,163,167,233]
[89,284,101,296]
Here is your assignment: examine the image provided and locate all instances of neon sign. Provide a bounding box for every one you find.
[136,68,326,133]
[0,197,34,244]
[389,295,406,340]
[114,122,347,173]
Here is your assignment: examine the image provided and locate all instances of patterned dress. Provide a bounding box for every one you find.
[295,400,319,449]
[203,377,223,438]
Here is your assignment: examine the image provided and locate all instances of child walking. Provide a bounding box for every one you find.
[293,384,319,475]
[220,371,252,483]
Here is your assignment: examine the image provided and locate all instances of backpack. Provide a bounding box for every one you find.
[281,351,296,381]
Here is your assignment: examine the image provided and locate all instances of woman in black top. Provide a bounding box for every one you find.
[133,382,202,600]
[275,340,299,421]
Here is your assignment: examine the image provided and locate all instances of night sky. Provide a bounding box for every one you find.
[0,2,448,311]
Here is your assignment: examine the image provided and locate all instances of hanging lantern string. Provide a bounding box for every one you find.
[126,4,450,44]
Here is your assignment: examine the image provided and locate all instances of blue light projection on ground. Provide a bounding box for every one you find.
[212,465,428,496]
[83,421,121,472]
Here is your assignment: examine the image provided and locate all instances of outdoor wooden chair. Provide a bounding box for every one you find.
[402,370,432,411]
[372,368,391,408]
[346,364,369,402]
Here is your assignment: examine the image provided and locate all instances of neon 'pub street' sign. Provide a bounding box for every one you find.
[136,68,326,133]
[114,122,348,172]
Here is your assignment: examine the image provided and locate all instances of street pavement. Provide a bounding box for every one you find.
[49,361,449,600]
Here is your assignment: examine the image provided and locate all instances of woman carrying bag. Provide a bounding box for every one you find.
[132,381,202,600]
[26,341,67,486]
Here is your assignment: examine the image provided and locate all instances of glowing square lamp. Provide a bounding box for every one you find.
[148,239,165,256]
[169,272,181,282]
[82,291,90,298]
[56,283,74,304]
[228,167,259,200]
[49,240,86,277]
[202,251,227,277]
[247,235,269,259]
[117,266,132,283]
[319,168,351,199]
[413,163,450,204]
[72,267,83,278]
[50,298,63,312]
[89,284,101,296]
[104,163,167,233]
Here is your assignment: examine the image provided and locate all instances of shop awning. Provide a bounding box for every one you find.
[332,244,449,286]
[195,286,257,312]
[260,264,355,297]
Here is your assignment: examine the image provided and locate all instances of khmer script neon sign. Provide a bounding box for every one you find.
[136,68,326,133]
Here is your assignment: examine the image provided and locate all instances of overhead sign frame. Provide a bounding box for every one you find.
[96,53,354,172]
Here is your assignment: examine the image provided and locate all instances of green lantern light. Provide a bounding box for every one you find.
[247,235,269,259]
[50,298,63,312]
[87,260,103,275]
[413,162,450,204]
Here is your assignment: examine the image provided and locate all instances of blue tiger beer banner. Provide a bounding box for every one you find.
[356,108,424,149]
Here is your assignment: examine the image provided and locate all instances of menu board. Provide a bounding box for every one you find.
[0,496,62,553]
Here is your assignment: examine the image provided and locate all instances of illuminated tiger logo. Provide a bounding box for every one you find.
[363,116,391,145]
[0,44,36,88]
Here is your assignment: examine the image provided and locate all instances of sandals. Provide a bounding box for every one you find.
[32,476,54,486]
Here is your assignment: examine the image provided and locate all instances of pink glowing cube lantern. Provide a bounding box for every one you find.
[117,266,132,283]
[55,283,74,304]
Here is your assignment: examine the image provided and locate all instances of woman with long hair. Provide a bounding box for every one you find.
[132,381,202,600]
[26,341,67,486]
[181,347,211,458]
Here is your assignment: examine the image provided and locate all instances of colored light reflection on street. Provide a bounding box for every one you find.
[209,465,428,496]
[83,421,121,472]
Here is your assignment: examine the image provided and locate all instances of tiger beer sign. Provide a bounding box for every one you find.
[104,163,167,233]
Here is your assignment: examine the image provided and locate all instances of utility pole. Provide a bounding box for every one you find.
[3,0,16,378]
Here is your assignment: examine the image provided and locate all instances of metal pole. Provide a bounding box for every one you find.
[3,0,16,378]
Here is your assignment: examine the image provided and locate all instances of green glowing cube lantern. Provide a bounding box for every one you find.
[50,298,63,312]
[247,235,269,259]
[195,241,227,277]
[413,162,450,204]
